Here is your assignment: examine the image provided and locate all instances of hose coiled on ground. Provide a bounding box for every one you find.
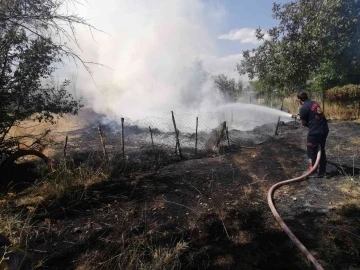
[267,148,324,270]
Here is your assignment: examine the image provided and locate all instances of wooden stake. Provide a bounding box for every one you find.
[275,102,283,136]
[149,126,158,166]
[175,129,180,154]
[275,117,281,136]
[98,126,108,160]
[121,117,125,159]
[322,89,325,115]
[216,121,227,147]
[226,125,230,147]
[171,111,182,158]
[63,135,68,157]
[195,117,198,155]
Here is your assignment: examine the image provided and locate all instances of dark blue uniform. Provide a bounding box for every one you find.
[299,100,329,175]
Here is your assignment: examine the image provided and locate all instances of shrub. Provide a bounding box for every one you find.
[326,85,360,103]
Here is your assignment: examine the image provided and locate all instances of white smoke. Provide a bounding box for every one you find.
[61,0,236,120]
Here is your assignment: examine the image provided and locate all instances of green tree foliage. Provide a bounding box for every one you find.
[0,0,97,153]
[214,74,243,102]
[238,0,360,95]
[249,80,271,97]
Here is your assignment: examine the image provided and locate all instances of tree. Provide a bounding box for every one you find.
[238,29,294,98]
[0,0,98,154]
[214,74,243,102]
[249,80,269,97]
[238,0,360,95]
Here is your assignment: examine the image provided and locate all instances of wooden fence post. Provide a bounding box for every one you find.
[98,126,108,161]
[171,111,183,159]
[149,126,158,167]
[174,130,179,154]
[275,117,281,136]
[274,102,284,136]
[322,90,325,114]
[175,129,181,154]
[226,125,230,147]
[121,118,125,159]
[63,135,68,158]
[216,121,227,147]
[195,117,198,155]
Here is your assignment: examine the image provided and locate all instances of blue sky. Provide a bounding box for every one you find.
[214,0,289,56]
[196,0,291,78]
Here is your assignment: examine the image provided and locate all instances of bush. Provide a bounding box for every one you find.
[326,85,360,103]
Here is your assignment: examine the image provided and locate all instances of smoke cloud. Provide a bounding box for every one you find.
[62,0,237,120]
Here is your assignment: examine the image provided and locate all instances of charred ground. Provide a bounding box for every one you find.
[0,120,359,270]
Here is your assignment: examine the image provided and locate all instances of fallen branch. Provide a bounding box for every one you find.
[0,149,53,182]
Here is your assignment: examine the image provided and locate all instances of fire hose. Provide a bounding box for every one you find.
[267,147,324,270]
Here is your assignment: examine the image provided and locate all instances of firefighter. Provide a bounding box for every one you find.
[297,91,329,178]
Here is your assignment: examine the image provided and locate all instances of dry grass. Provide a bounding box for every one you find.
[341,174,360,193]
[77,240,188,270]
[0,202,32,269]
[7,112,86,140]
[92,236,189,270]
[3,108,95,159]
[0,110,359,269]
[75,201,191,270]
[283,94,301,115]
[0,210,30,247]
[283,94,360,120]
[15,157,111,207]
[43,159,109,198]
[323,103,359,120]
[0,155,113,269]
[350,138,360,145]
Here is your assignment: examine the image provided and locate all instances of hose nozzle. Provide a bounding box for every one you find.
[291,114,300,120]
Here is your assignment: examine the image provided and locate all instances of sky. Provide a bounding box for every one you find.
[215,0,289,56]
[199,0,290,79]
[61,0,290,119]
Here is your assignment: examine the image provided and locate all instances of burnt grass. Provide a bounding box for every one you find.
[1,121,360,269]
